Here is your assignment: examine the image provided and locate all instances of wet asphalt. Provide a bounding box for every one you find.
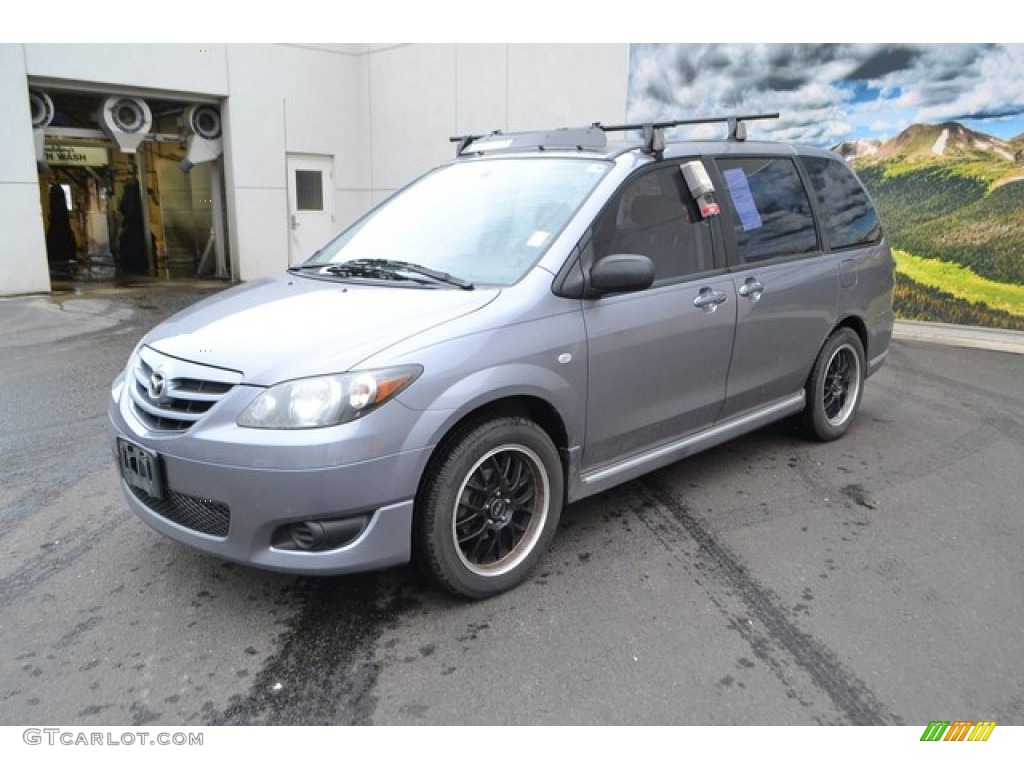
[1,283,1022,725]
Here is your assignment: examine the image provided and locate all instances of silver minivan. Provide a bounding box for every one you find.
[109,116,894,598]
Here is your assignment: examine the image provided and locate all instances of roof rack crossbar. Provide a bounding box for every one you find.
[597,112,779,155]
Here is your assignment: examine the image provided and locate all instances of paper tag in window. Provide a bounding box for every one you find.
[722,168,763,231]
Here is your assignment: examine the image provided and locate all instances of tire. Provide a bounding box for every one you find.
[800,328,865,442]
[416,417,563,599]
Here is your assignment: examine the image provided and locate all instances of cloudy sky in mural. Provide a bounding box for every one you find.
[627,44,1024,146]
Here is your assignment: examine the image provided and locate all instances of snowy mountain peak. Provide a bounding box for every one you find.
[832,139,881,160]
[877,122,1010,161]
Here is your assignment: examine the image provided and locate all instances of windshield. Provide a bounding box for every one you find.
[304,157,610,286]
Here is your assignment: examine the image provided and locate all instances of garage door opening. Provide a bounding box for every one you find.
[33,89,230,288]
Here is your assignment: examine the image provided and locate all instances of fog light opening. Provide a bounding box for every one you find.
[290,521,327,551]
[274,514,371,552]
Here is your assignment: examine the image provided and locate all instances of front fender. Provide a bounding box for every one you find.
[415,362,585,444]
[390,308,589,451]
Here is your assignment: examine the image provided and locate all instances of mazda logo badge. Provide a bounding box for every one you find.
[148,371,166,401]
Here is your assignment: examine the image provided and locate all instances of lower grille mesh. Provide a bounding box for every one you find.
[129,486,231,538]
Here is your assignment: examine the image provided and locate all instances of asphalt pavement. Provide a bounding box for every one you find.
[1,282,1022,726]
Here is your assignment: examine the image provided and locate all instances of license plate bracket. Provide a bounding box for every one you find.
[117,438,165,500]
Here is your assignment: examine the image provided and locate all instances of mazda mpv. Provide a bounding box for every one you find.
[109,115,894,598]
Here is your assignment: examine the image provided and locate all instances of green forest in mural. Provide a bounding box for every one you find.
[841,123,1024,330]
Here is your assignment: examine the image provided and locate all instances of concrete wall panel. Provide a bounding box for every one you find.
[0,44,50,295]
[507,44,629,130]
[455,45,508,137]
[231,187,289,282]
[222,45,369,277]
[369,44,456,192]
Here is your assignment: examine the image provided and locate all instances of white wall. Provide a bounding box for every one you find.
[224,42,630,277]
[366,43,629,203]
[0,45,51,295]
[507,44,629,129]
[223,44,370,281]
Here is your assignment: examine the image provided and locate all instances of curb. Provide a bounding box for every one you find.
[893,320,1024,355]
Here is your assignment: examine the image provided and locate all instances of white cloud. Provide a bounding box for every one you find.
[627,43,1024,145]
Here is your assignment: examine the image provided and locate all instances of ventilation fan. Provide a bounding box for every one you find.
[180,104,223,171]
[97,96,152,154]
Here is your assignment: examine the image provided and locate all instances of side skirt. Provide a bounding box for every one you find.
[567,391,806,503]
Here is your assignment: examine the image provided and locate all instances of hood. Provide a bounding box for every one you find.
[144,272,499,384]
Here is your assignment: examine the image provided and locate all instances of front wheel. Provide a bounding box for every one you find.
[800,328,865,442]
[416,417,563,599]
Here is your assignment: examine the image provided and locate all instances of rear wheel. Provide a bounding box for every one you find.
[800,328,865,442]
[416,417,563,599]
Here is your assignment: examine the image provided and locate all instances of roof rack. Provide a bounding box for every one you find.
[451,126,607,156]
[596,113,780,158]
[451,113,779,158]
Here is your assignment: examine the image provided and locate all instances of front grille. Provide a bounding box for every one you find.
[129,485,231,538]
[129,347,242,432]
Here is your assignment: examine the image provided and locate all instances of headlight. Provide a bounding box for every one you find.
[237,366,422,429]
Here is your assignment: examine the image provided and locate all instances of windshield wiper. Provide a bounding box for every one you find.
[324,259,474,290]
[320,261,409,281]
[290,261,416,281]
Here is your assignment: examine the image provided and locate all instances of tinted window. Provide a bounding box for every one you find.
[802,156,882,250]
[591,164,713,283]
[717,157,817,263]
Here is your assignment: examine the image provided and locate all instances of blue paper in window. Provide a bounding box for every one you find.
[722,168,763,232]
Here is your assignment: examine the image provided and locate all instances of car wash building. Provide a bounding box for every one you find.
[0,44,628,297]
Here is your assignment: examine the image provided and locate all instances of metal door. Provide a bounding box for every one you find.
[286,154,335,265]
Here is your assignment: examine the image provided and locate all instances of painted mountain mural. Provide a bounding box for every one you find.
[839,122,1024,330]
[627,43,1024,330]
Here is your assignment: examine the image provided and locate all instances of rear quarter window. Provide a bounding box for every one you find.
[802,156,882,251]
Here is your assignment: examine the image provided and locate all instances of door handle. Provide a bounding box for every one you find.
[693,287,728,312]
[290,214,299,231]
[738,278,765,302]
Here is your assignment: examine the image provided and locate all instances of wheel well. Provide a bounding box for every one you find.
[835,316,869,358]
[414,396,569,510]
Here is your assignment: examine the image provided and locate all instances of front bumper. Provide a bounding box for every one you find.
[108,395,431,576]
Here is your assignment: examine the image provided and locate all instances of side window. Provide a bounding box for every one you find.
[802,156,882,250]
[591,164,713,284]
[717,156,817,263]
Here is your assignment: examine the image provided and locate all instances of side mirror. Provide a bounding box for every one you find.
[589,254,655,296]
